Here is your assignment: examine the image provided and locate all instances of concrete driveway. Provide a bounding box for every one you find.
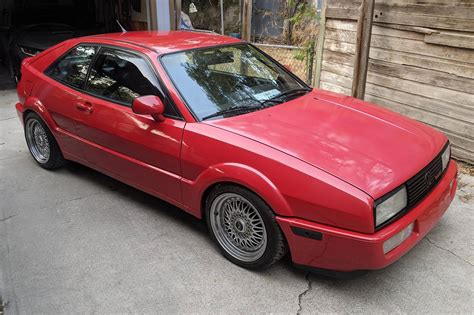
[0,89,473,314]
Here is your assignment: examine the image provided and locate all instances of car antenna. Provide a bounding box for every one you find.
[116,19,127,33]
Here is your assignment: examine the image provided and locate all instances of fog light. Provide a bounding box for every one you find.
[383,223,414,254]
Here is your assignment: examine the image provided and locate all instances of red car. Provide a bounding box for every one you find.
[15,31,457,275]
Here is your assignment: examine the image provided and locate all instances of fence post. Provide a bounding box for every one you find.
[241,0,252,41]
[313,0,327,87]
[351,0,375,99]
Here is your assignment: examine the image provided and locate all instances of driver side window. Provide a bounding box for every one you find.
[86,48,178,117]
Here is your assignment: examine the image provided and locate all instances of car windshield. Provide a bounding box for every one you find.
[160,44,309,120]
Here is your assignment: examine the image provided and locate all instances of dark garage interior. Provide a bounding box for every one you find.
[0,0,141,89]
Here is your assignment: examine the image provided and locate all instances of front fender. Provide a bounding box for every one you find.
[180,162,293,219]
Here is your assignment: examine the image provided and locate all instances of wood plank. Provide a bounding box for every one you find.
[326,8,359,20]
[320,66,474,116]
[325,29,474,63]
[451,146,473,164]
[323,63,474,124]
[324,38,356,54]
[321,71,474,129]
[368,60,474,94]
[373,12,474,32]
[374,3,474,19]
[327,0,361,10]
[373,23,439,35]
[364,94,474,142]
[368,47,474,79]
[327,19,426,40]
[365,84,474,125]
[425,32,474,49]
[323,49,354,66]
[320,80,352,95]
[323,41,474,79]
[367,71,474,107]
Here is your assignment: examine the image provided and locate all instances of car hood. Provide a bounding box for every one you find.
[205,89,447,199]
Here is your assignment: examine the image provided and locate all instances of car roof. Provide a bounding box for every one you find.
[85,30,242,55]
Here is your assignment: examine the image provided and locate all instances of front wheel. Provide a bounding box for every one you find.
[205,185,287,270]
[24,112,65,169]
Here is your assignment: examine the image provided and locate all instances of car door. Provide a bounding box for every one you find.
[42,44,99,160]
[74,46,185,204]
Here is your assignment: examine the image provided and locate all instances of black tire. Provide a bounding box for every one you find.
[205,184,287,270]
[24,112,66,170]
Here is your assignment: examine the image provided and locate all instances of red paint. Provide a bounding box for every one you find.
[16,32,456,272]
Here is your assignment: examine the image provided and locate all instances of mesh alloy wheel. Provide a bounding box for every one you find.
[209,192,268,262]
[25,118,51,164]
[24,112,65,170]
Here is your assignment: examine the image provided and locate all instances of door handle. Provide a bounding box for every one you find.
[75,102,93,114]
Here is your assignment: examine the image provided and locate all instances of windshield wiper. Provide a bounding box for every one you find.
[202,104,263,121]
[260,98,284,107]
[266,87,312,103]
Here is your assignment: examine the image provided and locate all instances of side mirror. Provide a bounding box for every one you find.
[132,95,165,122]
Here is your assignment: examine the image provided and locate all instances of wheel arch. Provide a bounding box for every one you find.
[181,163,294,220]
[22,96,58,133]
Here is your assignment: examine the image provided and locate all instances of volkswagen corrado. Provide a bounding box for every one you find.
[15,31,457,275]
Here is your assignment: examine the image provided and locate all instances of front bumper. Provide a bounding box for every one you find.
[277,160,458,272]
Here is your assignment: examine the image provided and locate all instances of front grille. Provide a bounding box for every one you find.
[406,154,443,208]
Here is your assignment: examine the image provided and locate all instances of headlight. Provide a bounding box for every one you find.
[375,186,407,227]
[20,46,41,57]
[441,143,451,171]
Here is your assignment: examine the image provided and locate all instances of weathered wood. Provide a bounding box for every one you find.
[326,8,358,20]
[373,23,439,35]
[365,95,473,141]
[328,20,427,39]
[368,48,474,79]
[321,68,474,109]
[326,29,474,64]
[324,39,474,79]
[425,32,474,50]
[241,0,252,41]
[328,1,474,25]
[321,77,473,134]
[369,60,473,94]
[373,12,474,32]
[313,0,328,87]
[374,3,474,19]
[323,61,474,123]
[367,72,474,107]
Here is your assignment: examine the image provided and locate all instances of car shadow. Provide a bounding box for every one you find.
[59,161,394,285]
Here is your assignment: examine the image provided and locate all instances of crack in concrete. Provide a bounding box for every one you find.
[0,117,15,122]
[0,215,17,222]
[296,272,313,315]
[51,192,106,209]
[425,237,473,267]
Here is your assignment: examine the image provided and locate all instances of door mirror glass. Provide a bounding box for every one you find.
[132,95,165,121]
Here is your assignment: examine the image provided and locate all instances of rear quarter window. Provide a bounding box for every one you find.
[45,45,97,89]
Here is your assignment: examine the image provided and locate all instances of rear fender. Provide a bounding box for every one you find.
[22,96,58,133]
[181,163,292,219]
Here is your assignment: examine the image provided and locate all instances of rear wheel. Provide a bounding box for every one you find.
[24,112,65,169]
[205,185,287,270]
